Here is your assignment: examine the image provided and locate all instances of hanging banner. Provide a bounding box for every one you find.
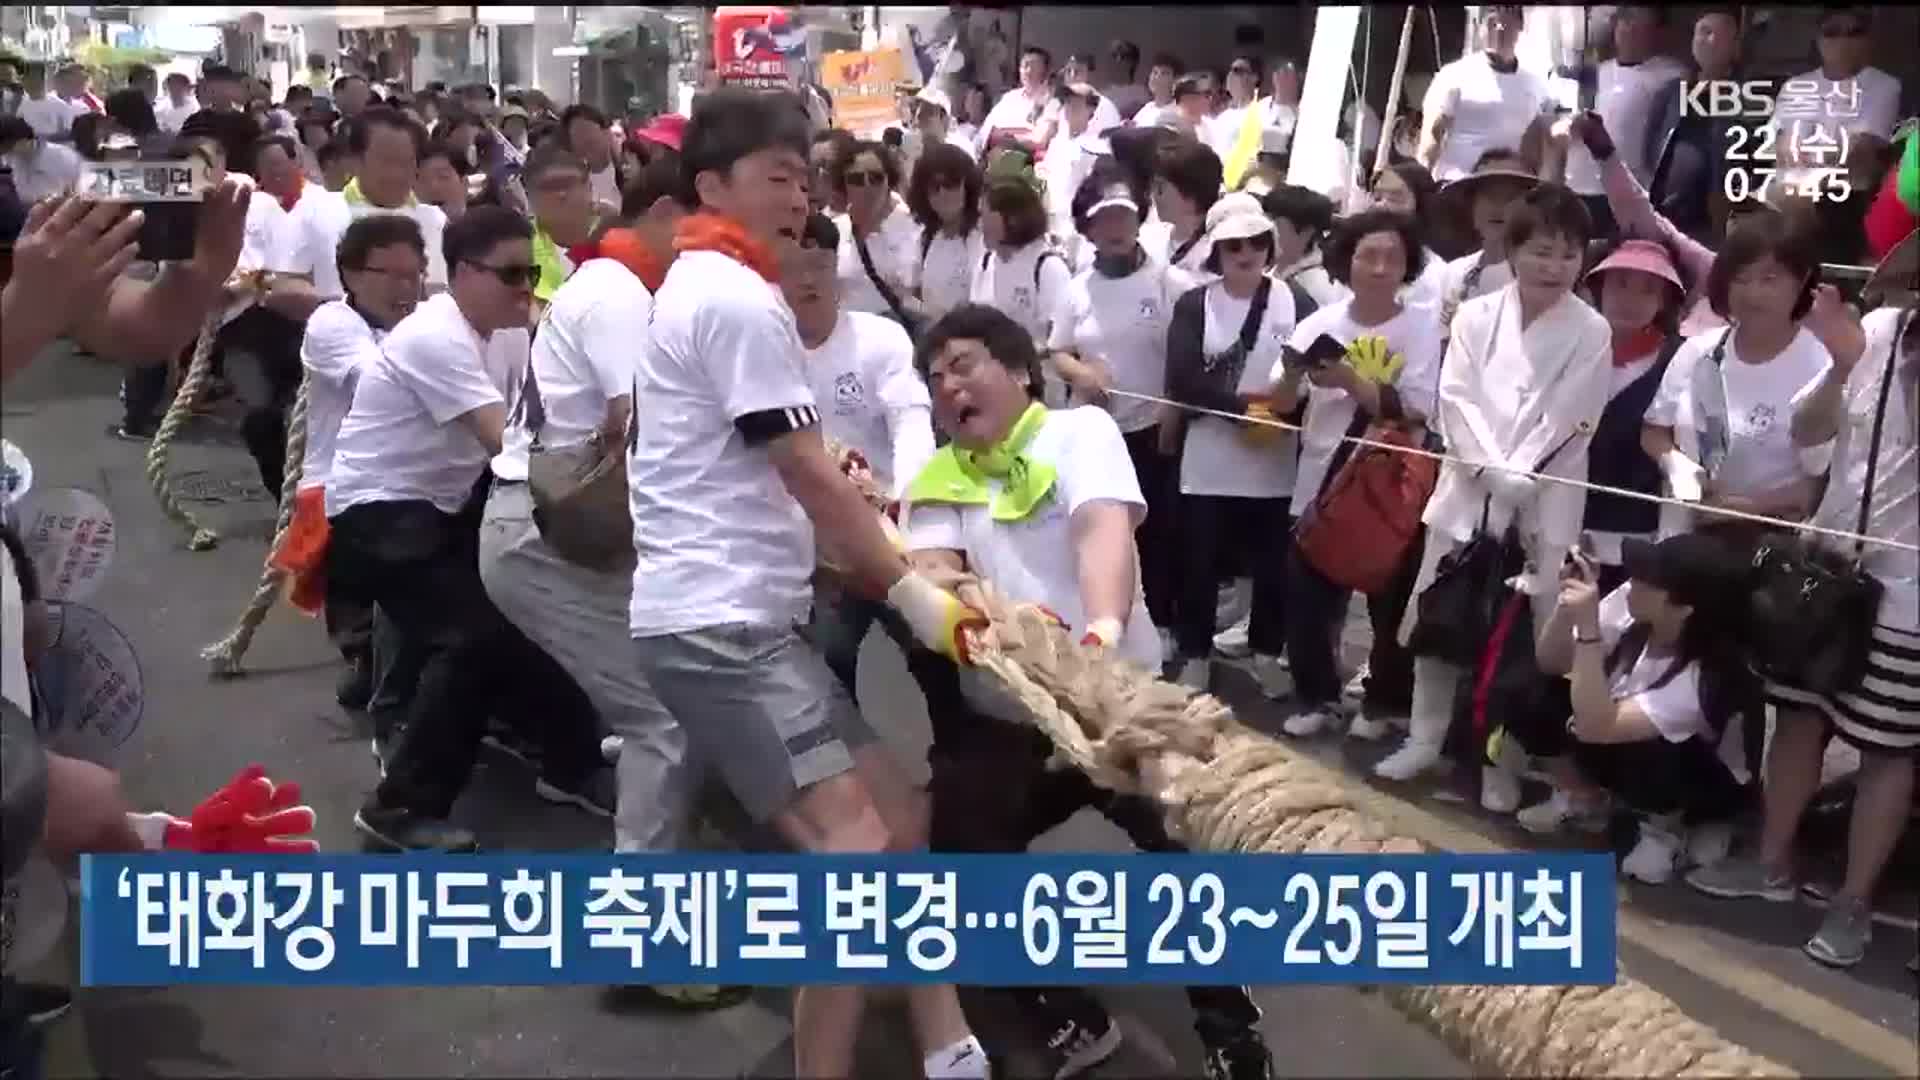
[33,601,146,769]
[821,48,908,139]
[1286,6,1363,202]
[16,487,117,605]
[713,6,808,90]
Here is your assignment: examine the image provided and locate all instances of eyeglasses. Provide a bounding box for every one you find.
[843,169,887,189]
[465,260,541,288]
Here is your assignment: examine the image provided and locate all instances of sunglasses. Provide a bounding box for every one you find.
[1217,235,1273,255]
[844,169,887,188]
[466,260,541,288]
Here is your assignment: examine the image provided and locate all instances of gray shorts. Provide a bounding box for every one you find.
[632,622,878,823]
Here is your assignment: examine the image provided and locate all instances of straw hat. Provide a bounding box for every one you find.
[1584,238,1686,294]
[1438,160,1540,217]
[1206,192,1274,244]
[1864,228,1919,307]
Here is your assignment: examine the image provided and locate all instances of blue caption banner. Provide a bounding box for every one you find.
[81,853,1616,987]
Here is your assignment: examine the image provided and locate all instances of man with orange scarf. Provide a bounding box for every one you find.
[625,88,991,1078]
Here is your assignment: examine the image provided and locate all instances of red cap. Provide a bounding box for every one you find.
[634,113,687,152]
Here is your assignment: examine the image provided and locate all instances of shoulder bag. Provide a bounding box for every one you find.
[518,362,636,575]
[1742,307,1910,696]
[855,228,925,340]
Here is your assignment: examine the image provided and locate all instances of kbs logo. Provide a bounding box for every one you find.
[1678,81,1775,119]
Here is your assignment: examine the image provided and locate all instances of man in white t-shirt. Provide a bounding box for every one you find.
[980,45,1061,157]
[904,302,1275,1080]
[560,103,623,216]
[1418,6,1556,182]
[331,207,611,853]
[16,65,78,141]
[0,119,82,204]
[1770,6,1904,173]
[154,73,198,134]
[624,88,988,1080]
[1562,7,1687,235]
[1129,54,1182,130]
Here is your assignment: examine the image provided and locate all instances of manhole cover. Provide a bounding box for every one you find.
[171,469,270,504]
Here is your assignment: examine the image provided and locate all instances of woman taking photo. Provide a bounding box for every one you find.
[1163,193,1304,696]
[1049,163,1200,647]
[1526,535,1752,883]
[832,139,920,325]
[1382,185,1612,809]
[906,142,986,321]
[1275,210,1443,740]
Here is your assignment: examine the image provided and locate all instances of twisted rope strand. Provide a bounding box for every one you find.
[144,311,223,551]
[203,373,312,676]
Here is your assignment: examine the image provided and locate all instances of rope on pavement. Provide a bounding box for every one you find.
[145,310,223,552]
[203,373,311,676]
[949,581,1791,1078]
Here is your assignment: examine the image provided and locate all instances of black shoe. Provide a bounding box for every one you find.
[479,718,542,768]
[1202,1031,1273,1080]
[534,768,616,819]
[336,656,374,710]
[17,982,73,1028]
[353,806,477,852]
[1040,1011,1121,1079]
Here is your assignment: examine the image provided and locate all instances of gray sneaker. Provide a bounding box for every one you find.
[1804,899,1872,968]
[1685,856,1796,902]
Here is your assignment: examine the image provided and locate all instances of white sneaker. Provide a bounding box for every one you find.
[1342,664,1370,701]
[1347,712,1397,741]
[1212,617,1252,659]
[1480,762,1523,815]
[1623,820,1684,884]
[1686,822,1734,869]
[1516,791,1577,834]
[1374,740,1444,781]
[1176,658,1210,691]
[1283,707,1337,737]
[599,735,624,764]
[1251,654,1291,699]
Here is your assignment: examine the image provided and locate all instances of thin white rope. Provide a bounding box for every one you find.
[1106,387,1919,554]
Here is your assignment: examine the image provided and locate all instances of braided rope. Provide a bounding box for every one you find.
[145,311,223,551]
[952,583,1790,1078]
[823,442,1788,1076]
[203,372,312,676]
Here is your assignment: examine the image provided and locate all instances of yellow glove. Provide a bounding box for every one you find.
[1240,399,1286,446]
[1346,334,1406,386]
[887,572,990,664]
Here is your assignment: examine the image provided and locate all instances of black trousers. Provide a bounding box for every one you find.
[926,675,1261,1046]
[1285,535,1418,713]
[1175,495,1291,660]
[1122,426,1181,630]
[226,307,307,503]
[122,356,172,432]
[1574,736,1749,826]
[326,489,602,818]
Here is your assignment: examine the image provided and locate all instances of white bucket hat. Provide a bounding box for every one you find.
[1206,192,1274,245]
[915,85,953,117]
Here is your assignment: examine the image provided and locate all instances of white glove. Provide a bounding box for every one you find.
[886,572,987,664]
[1660,450,1706,502]
[1483,468,1538,509]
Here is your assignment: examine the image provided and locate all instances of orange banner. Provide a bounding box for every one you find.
[821,48,907,138]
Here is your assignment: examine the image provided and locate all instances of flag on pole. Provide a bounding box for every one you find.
[1223,101,1267,191]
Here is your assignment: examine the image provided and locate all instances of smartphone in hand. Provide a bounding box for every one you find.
[76,157,211,263]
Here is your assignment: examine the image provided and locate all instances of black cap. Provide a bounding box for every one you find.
[1620,534,1749,609]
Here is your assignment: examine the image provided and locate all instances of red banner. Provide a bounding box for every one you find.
[713,6,806,90]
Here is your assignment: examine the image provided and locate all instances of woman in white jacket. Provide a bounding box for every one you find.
[1378,184,1613,811]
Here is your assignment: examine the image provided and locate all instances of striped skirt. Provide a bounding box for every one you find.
[1766,619,1920,756]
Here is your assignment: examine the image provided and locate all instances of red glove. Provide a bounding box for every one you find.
[129,765,320,853]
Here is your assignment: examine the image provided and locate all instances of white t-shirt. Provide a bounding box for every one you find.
[1,543,27,716]
[1208,102,1257,161]
[1041,128,1103,238]
[273,190,449,299]
[1178,280,1300,499]
[1564,57,1687,192]
[1592,583,1709,743]
[971,240,1073,345]
[1422,53,1553,181]
[1140,221,1215,279]
[1439,251,1513,310]
[1795,308,1918,632]
[18,96,78,139]
[626,251,818,636]
[1283,299,1446,511]
[1048,259,1199,434]
[1131,100,1177,129]
[981,86,1060,149]
[4,142,82,204]
[589,163,620,208]
[836,205,920,318]
[239,190,288,272]
[492,257,653,483]
[326,293,527,516]
[1402,248,1453,311]
[1771,66,1904,151]
[805,311,935,498]
[914,225,987,320]
[1648,326,1833,500]
[297,300,385,492]
[906,405,1159,669]
[154,97,199,134]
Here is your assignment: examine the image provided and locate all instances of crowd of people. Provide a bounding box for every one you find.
[3,5,1918,1080]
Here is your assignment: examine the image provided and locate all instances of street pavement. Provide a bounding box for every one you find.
[4,347,1916,1078]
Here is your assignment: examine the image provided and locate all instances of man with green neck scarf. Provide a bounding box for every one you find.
[522,140,599,312]
[903,303,1274,1080]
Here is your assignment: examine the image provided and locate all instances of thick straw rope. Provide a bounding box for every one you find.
[202,372,311,676]
[826,444,1789,1077]
[145,310,224,551]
